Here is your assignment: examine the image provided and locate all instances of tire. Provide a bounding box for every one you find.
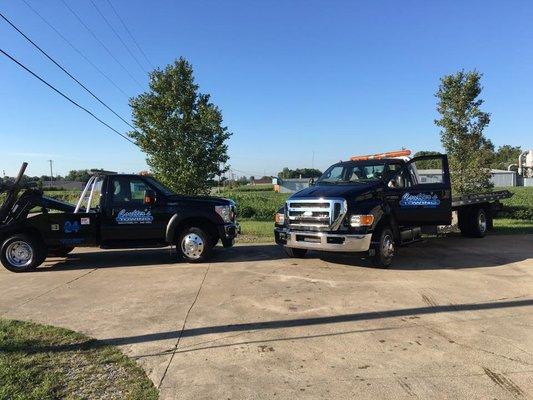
[460,207,488,238]
[177,227,213,263]
[371,227,395,269]
[48,247,75,258]
[1,234,44,272]
[284,247,307,258]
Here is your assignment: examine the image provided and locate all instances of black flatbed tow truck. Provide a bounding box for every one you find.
[0,163,239,272]
[274,150,512,267]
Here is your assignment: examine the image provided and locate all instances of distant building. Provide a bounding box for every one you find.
[273,178,310,193]
[250,176,273,185]
[418,169,517,187]
[275,169,519,194]
[47,181,85,190]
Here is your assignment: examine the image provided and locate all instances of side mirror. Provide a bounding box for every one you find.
[387,179,396,189]
[144,189,156,205]
[308,178,315,186]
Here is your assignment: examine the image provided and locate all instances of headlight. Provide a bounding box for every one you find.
[275,212,285,225]
[215,205,233,223]
[350,214,374,227]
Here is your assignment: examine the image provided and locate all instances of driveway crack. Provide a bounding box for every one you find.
[157,262,211,389]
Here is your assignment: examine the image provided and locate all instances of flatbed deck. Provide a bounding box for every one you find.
[451,190,512,208]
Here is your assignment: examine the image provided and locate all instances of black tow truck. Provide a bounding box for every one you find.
[0,163,239,272]
[274,150,512,267]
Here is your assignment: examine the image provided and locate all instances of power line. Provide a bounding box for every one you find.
[0,11,137,131]
[0,47,137,146]
[59,0,144,89]
[89,0,148,74]
[20,0,130,99]
[104,0,154,69]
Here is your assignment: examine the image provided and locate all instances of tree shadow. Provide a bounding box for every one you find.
[3,298,532,354]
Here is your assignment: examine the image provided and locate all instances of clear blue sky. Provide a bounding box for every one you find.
[1,0,532,178]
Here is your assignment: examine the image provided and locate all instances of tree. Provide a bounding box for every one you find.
[491,145,522,170]
[65,170,92,182]
[412,151,442,169]
[278,167,322,179]
[435,70,493,194]
[129,58,231,195]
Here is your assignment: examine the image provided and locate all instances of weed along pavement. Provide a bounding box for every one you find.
[0,234,532,399]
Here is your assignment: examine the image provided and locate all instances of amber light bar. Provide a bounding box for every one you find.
[350,149,411,161]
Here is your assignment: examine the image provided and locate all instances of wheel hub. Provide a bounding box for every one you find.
[382,234,394,259]
[6,241,33,268]
[478,212,487,233]
[181,233,204,259]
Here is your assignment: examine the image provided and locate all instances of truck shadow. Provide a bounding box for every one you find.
[316,234,533,270]
[39,244,286,271]
[39,234,531,272]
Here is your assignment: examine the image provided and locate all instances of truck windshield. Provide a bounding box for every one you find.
[317,162,387,184]
[145,177,175,196]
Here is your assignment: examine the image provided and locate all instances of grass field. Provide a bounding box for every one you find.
[492,218,533,234]
[0,319,158,400]
[237,220,275,243]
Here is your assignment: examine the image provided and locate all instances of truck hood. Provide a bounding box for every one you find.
[167,195,233,206]
[290,182,382,200]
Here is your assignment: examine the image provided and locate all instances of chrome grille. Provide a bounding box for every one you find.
[287,198,347,231]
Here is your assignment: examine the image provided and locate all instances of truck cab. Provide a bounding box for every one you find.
[0,165,239,272]
[275,150,510,267]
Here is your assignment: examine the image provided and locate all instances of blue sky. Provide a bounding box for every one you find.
[1,0,532,178]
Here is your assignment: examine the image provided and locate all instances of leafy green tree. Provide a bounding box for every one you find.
[435,70,493,194]
[278,167,322,179]
[129,58,231,195]
[65,170,92,182]
[412,151,442,169]
[491,145,522,170]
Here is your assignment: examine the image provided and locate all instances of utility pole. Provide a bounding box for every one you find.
[48,159,54,188]
[312,150,315,168]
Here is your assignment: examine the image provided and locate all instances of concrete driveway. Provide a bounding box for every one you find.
[1,234,532,399]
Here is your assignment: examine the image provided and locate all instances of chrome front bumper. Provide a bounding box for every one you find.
[275,228,372,253]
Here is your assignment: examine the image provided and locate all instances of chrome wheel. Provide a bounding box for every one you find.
[6,240,33,268]
[478,211,487,234]
[381,234,394,259]
[181,233,205,260]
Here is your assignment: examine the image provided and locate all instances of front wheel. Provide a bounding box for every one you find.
[177,227,213,263]
[371,227,395,268]
[1,234,44,272]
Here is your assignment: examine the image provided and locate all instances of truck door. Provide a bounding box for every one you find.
[101,176,167,242]
[386,155,452,226]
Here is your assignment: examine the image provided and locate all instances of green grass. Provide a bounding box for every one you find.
[216,188,289,220]
[0,319,158,400]
[499,187,533,220]
[237,220,275,243]
[492,218,533,234]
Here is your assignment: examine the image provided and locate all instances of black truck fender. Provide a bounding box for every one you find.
[370,208,401,244]
[165,212,221,244]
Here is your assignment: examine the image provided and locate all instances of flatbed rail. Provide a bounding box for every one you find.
[451,190,512,208]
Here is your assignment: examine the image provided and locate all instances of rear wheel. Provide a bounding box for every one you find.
[459,207,488,238]
[371,227,395,268]
[177,227,213,263]
[1,234,44,272]
[284,247,307,258]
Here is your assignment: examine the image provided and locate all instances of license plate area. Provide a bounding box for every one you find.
[296,234,321,243]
